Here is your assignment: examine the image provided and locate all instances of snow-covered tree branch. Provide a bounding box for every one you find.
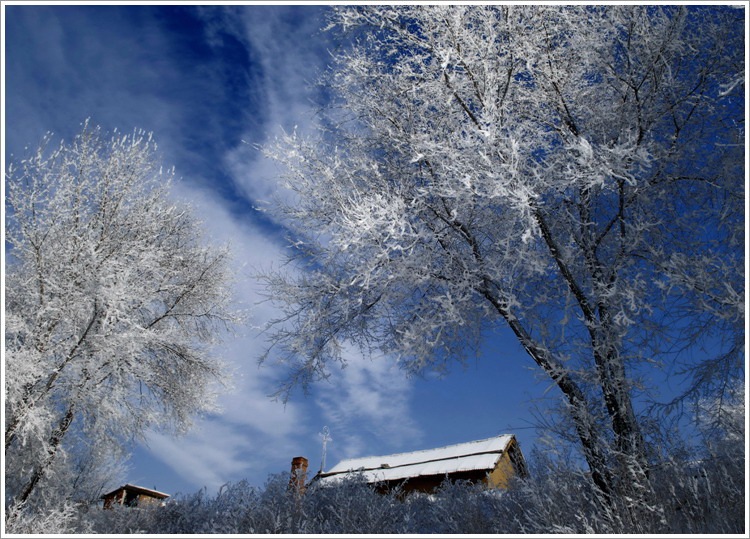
[5,122,239,507]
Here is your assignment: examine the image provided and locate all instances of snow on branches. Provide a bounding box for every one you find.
[5,122,238,506]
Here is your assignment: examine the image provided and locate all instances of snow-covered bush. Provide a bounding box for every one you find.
[4,500,85,535]
[299,474,405,534]
[650,454,745,534]
[71,446,744,535]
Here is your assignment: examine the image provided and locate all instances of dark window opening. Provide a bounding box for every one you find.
[124,491,139,507]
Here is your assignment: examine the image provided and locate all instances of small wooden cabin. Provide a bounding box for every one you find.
[101,484,169,509]
[314,434,527,495]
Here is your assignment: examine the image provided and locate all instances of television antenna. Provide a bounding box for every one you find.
[319,426,332,472]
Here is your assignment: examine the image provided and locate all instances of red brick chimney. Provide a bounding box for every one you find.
[289,456,308,495]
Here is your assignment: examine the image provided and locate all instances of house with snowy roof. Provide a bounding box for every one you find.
[309,434,527,495]
[101,484,170,509]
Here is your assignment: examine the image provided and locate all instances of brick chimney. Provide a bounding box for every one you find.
[289,456,308,495]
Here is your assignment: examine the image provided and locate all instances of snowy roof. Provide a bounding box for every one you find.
[101,483,170,499]
[318,434,515,485]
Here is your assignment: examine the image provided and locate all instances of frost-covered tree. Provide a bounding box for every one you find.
[260,5,744,503]
[5,123,237,508]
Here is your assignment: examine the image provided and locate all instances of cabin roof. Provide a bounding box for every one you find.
[318,434,515,485]
[101,483,170,500]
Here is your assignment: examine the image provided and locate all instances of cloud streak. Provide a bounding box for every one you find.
[225,6,330,211]
[5,4,425,495]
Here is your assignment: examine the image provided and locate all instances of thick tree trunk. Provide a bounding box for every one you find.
[506,315,615,501]
[534,206,649,489]
[595,345,646,462]
[447,206,617,501]
[479,282,614,501]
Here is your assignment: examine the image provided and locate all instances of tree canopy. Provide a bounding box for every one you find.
[260,4,744,503]
[5,123,238,508]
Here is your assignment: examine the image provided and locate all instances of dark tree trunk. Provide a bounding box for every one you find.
[16,402,76,505]
[480,281,615,502]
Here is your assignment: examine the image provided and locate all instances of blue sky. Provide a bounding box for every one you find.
[3,3,599,497]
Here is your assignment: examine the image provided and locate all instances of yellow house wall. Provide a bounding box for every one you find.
[136,494,164,507]
[485,438,524,489]
[486,450,515,489]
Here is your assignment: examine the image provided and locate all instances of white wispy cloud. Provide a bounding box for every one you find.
[166,157,425,489]
[225,6,330,210]
[314,345,423,466]
[4,7,177,156]
[144,423,252,494]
